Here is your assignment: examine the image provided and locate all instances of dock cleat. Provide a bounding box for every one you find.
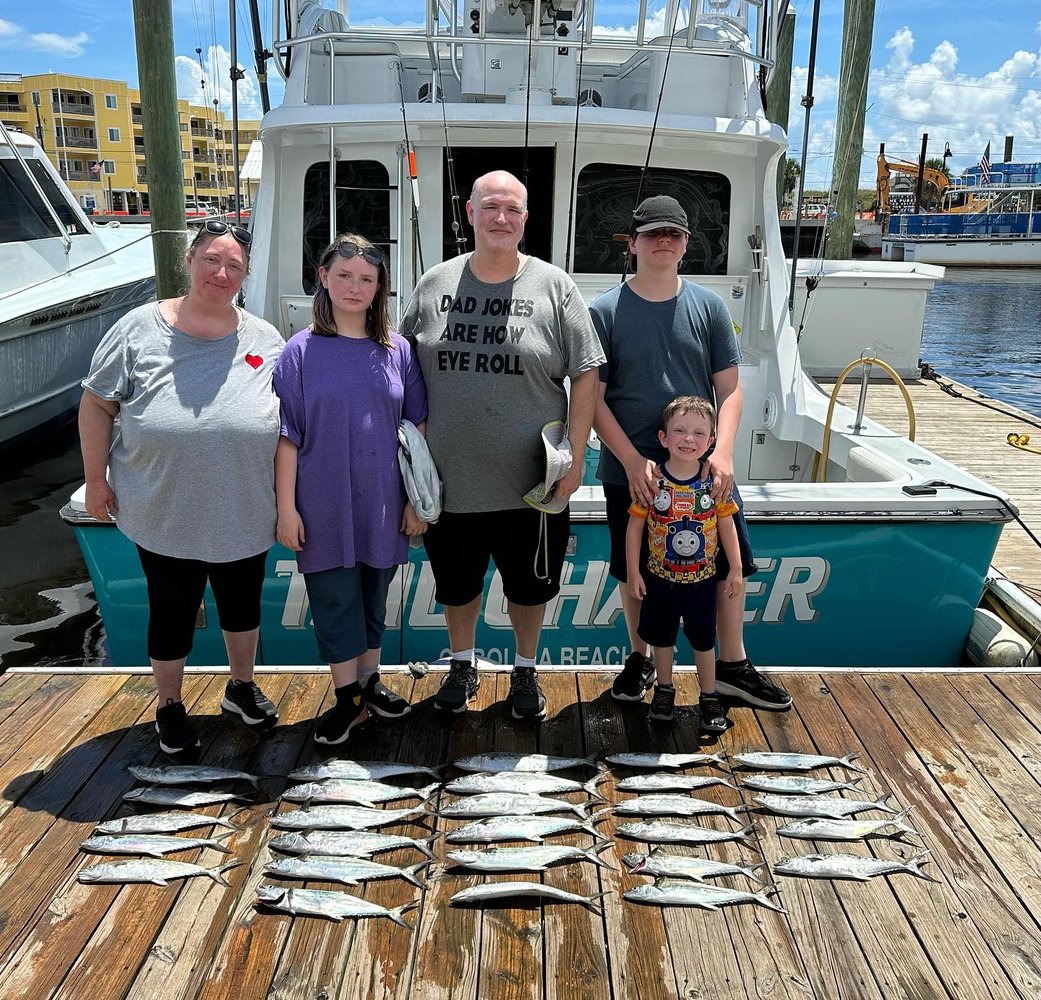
[715,659,792,711]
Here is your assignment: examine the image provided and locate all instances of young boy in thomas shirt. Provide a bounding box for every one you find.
[626,396,742,731]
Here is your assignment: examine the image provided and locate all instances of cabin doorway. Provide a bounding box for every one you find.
[441,147,554,263]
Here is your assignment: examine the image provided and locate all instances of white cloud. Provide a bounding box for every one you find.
[175,44,264,121]
[28,31,89,56]
[0,18,21,39]
[792,27,1041,187]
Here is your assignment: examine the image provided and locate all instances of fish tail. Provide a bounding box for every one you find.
[590,757,609,773]
[404,863,431,888]
[419,835,440,859]
[906,852,940,882]
[211,860,245,886]
[419,782,440,800]
[569,803,589,818]
[589,806,612,824]
[390,900,420,929]
[876,792,896,813]
[761,886,788,913]
[584,891,611,915]
[842,753,868,774]
[583,777,607,801]
[590,842,617,869]
[210,841,233,855]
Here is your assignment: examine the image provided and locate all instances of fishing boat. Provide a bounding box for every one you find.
[62,0,1022,669]
[882,159,1041,267]
[0,127,157,448]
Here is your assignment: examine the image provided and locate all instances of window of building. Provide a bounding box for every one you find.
[107,128,120,142]
[301,160,391,294]
[105,94,117,110]
[104,161,115,174]
[72,159,83,172]
[573,164,730,274]
[31,91,40,107]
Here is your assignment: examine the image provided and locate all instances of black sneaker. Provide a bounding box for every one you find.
[221,679,279,728]
[648,684,676,723]
[155,699,200,755]
[434,659,480,713]
[698,693,728,734]
[362,673,411,719]
[315,682,366,745]
[715,659,793,711]
[611,652,655,702]
[507,667,547,721]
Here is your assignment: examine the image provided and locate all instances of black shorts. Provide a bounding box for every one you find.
[637,573,717,652]
[603,482,758,582]
[136,545,267,662]
[422,507,570,607]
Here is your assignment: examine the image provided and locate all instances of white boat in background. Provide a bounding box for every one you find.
[0,127,156,448]
[883,160,1041,267]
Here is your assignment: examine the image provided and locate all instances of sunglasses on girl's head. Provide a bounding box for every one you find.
[326,240,385,267]
[202,219,253,245]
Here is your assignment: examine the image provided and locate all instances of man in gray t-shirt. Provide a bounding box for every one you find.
[400,170,604,722]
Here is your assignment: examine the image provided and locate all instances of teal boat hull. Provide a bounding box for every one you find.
[72,513,1002,669]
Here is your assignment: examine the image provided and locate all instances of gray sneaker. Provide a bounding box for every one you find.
[434,659,480,713]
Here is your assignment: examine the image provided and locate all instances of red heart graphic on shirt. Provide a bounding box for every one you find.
[245,354,263,369]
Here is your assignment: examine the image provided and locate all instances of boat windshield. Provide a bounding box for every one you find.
[0,158,88,244]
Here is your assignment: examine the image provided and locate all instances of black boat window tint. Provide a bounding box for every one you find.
[301,160,391,294]
[574,164,730,274]
[0,159,87,243]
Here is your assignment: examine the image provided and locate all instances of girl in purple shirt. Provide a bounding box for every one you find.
[274,234,428,744]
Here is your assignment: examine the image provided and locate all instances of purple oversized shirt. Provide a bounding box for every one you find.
[274,329,428,574]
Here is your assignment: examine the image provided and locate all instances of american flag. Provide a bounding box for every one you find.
[979,142,991,184]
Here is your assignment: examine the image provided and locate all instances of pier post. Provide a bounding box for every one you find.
[132,0,188,297]
[825,0,875,259]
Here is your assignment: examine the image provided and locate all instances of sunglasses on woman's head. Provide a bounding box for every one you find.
[326,240,385,267]
[202,219,253,246]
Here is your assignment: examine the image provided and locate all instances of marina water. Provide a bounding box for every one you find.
[3,269,1040,670]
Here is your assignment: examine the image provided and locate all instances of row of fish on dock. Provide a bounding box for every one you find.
[73,748,938,926]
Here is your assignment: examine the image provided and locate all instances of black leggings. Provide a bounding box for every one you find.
[136,545,267,661]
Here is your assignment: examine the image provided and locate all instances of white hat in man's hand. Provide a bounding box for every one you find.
[523,421,573,515]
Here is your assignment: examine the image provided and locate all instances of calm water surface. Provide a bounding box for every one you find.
[2,269,1039,669]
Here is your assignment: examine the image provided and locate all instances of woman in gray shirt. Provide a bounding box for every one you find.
[79,221,284,755]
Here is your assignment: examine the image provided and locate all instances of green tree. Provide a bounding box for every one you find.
[783,158,801,204]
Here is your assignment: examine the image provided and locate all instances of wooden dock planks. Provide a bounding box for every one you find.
[1,667,1041,999]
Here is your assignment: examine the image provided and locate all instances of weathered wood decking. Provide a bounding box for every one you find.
[828,372,1041,587]
[1,667,1040,999]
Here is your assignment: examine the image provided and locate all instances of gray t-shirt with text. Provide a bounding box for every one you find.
[82,302,284,562]
[400,254,605,513]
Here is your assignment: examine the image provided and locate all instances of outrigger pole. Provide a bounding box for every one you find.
[787,0,823,318]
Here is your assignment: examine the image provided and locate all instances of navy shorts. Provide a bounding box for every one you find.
[136,545,266,662]
[603,482,758,582]
[423,507,570,607]
[637,573,717,652]
[304,564,399,664]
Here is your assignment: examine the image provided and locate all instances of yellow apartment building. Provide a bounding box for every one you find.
[0,71,259,215]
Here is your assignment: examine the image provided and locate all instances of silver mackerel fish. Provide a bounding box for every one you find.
[773,851,938,882]
[270,804,430,830]
[624,882,786,913]
[752,792,897,819]
[613,795,748,821]
[80,832,233,857]
[445,815,605,844]
[450,881,610,914]
[123,787,249,809]
[94,811,242,835]
[615,773,736,793]
[731,752,866,773]
[287,760,442,782]
[267,830,438,858]
[605,752,725,770]
[78,859,243,885]
[453,753,601,773]
[739,774,863,795]
[440,793,593,819]
[127,764,263,789]
[445,772,605,799]
[622,852,766,884]
[263,856,430,887]
[255,886,418,926]
[281,780,440,806]
[446,843,614,872]
[777,808,921,842]
[616,821,757,846]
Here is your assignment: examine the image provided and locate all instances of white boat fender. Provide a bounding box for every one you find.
[964,607,1039,669]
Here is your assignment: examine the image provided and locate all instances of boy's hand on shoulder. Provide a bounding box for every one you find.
[277,509,306,552]
[627,572,646,601]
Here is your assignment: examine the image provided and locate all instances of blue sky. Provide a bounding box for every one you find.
[2,1,1039,186]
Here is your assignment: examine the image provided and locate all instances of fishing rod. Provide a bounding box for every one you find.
[787,0,823,317]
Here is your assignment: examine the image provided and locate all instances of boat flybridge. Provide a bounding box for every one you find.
[65,0,1015,668]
